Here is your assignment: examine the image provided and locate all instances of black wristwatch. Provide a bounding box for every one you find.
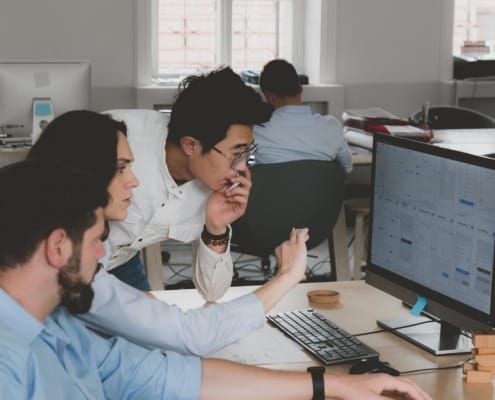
[307,366,325,400]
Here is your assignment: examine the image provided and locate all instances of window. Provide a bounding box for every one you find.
[453,0,495,57]
[231,1,280,71]
[136,0,335,86]
[155,0,283,77]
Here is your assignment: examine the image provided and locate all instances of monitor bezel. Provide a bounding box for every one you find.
[366,133,495,331]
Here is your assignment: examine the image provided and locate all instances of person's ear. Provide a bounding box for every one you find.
[180,136,199,156]
[45,228,72,268]
[298,84,303,95]
[264,91,277,106]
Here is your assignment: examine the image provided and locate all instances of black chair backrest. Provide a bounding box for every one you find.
[231,160,346,257]
[411,105,495,130]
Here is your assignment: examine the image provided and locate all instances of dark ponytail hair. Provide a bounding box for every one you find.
[27,110,127,194]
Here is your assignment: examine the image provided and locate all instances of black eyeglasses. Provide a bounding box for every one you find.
[212,143,258,168]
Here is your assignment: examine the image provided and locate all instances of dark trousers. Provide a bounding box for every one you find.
[108,252,152,291]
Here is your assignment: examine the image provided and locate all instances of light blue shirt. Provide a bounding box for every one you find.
[254,105,353,172]
[79,267,265,356]
[0,289,202,399]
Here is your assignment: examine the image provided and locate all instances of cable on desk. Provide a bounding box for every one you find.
[353,319,472,340]
[352,322,473,376]
[352,320,435,337]
[399,357,473,376]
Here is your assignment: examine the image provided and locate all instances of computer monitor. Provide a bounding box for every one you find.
[0,60,91,140]
[366,134,495,356]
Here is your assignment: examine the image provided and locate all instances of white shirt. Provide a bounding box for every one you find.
[79,268,265,356]
[104,109,234,301]
[254,105,353,172]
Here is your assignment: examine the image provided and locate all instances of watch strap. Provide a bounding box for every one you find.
[306,366,325,400]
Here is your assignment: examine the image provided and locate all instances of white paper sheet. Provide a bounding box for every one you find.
[208,323,312,365]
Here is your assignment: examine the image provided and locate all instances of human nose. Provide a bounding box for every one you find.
[233,157,248,172]
[127,170,139,188]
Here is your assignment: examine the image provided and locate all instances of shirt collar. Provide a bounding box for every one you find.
[167,176,209,199]
[0,288,44,346]
[274,104,311,115]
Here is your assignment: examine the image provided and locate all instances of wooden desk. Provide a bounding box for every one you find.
[0,146,29,167]
[153,281,494,400]
[349,145,372,166]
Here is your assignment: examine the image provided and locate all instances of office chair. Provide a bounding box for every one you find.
[231,160,346,283]
[409,105,495,130]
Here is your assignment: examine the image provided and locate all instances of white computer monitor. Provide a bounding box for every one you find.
[0,60,91,141]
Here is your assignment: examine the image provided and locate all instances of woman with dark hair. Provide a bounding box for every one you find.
[28,110,137,222]
[26,109,310,357]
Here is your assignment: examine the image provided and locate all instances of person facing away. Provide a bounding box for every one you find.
[26,110,310,357]
[254,59,353,173]
[103,66,273,297]
[0,160,433,400]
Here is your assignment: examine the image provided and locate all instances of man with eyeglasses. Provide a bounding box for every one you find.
[103,67,272,298]
[78,68,304,357]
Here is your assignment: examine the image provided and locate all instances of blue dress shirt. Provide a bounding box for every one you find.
[79,266,265,356]
[0,289,201,399]
[254,105,353,172]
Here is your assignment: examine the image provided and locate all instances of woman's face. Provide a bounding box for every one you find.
[104,132,139,221]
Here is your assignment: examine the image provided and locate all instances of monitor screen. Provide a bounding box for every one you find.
[366,133,495,355]
[0,61,91,139]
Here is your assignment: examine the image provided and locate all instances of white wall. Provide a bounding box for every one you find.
[0,0,136,111]
[333,0,454,117]
[335,0,446,84]
[0,0,463,118]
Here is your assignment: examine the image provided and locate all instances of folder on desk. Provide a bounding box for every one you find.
[344,127,373,149]
[343,107,432,145]
[343,107,404,129]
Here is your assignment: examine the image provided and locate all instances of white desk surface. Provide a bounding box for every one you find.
[152,281,494,400]
[433,128,495,156]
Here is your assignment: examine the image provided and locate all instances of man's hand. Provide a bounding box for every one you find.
[204,167,252,234]
[274,228,309,284]
[253,228,309,313]
[328,373,433,400]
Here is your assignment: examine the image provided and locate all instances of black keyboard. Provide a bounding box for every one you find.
[267,309,379,365]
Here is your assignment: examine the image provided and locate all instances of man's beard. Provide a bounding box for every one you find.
[58,245,96,315]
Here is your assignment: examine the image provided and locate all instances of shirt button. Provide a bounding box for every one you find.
[161,203,165,207]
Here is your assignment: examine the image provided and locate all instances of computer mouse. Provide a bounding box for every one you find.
[349,358,400,376]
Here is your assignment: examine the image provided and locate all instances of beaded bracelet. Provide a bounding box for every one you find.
[201,225,230,246]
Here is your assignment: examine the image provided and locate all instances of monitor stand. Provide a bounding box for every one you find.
[377,317,472,356]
